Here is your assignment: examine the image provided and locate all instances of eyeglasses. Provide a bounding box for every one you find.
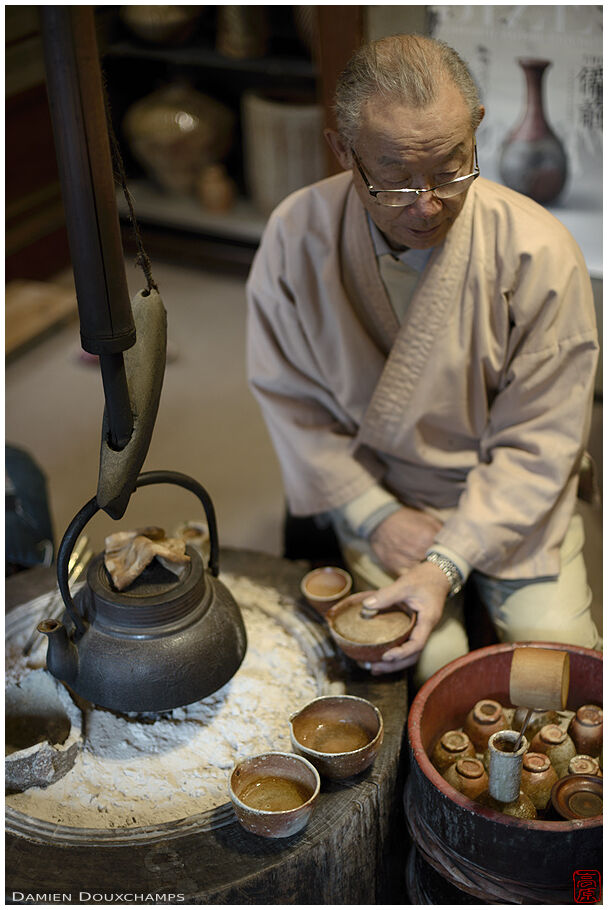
[351,141,479,207]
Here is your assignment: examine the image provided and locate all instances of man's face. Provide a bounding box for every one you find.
[350,82,477,250]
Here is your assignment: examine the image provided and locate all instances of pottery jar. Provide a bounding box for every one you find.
[529,724,576,777]
[444,757,488,800]
[464,699,508,752]
[431,730,476,775]
[478,789,537,819]
[196,164,237,213]
[123,83,235,196]
[512,707,559,741]
[520,752,558,810]
[568,755,602,778]
[568,705,603,758]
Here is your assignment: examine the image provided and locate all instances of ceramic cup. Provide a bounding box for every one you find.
[300,566,352,617]
[229,751,320,838]
[326,591,415,662]
[289,694,383,779]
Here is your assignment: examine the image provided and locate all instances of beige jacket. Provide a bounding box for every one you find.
[246,172,598,578]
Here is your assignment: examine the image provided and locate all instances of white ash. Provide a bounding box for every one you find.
[6,573,341,829]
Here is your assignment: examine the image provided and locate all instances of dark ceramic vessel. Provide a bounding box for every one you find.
[431,730,476,775]
[520,752,559,810]
[568,705,603,758]
[499,58,568,205]
[444,757,488,800]
[529,725,576,777]
[463,699,508,752]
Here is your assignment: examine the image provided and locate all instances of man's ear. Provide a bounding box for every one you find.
[324,128,352,171]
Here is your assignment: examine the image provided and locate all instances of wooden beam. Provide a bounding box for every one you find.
[316,6,364,175]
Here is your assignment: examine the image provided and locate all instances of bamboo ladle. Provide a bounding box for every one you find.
[509,647,570,752]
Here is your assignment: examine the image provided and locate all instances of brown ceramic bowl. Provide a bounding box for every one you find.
[326,591,415,662]
[289,694,384,779]
[229,751,320,838]
[300,566,353,617]
[551,774,603,820]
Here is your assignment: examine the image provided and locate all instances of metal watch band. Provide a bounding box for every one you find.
[424,550,464,597]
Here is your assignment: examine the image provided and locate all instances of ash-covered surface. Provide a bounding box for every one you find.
[6,573,342,829]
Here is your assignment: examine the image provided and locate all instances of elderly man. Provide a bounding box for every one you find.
[246,34,600,683]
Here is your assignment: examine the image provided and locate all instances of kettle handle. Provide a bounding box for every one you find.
[56,470,220,635]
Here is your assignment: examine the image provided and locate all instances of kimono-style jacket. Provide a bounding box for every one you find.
[246,172,598,579]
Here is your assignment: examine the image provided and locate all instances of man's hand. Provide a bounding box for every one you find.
[360,560,451,674]
[370,506,443,575]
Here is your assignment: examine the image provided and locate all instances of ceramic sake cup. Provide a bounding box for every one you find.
[229,751,320,838]
[289,694,384,779]
[300,566,353,617]
[326,591,415,662]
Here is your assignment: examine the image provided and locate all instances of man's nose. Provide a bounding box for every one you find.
[409,189,444,217]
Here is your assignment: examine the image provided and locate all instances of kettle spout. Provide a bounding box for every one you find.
[37,618,78,685]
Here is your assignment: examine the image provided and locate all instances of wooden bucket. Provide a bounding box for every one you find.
[406,642,602,904]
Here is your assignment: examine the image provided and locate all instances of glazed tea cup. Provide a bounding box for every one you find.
[289,694,384,779]
[229,751,320,838]
[300,566,353,617]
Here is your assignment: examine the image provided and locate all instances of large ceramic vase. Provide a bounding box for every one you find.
[123,83,235,196]
[499,58,568,205]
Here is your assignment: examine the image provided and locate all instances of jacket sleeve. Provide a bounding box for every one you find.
[246,213,385,516]
[434,231,599,578]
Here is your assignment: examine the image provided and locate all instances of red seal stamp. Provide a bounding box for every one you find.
[574,870,601,903]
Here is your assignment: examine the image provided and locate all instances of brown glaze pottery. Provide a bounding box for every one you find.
[512,707,559,740]
[478,789,538,819]
[520,752,559,810]
[289,694,383,779]
[568,704,603,758]
[568,755,602,777]
[431,730,476,774]
[529,724,576,777]
[326,592,415,662]
[463,698,508,752]
[300,566,353,617]
[229,751,320,838]
[443,757,488,800]
[551,774,603,820]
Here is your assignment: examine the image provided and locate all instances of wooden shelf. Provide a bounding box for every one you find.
[104,41,317,83]
[116,179,268,244]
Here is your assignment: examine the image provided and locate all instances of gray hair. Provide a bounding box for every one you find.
[334,34,483,145]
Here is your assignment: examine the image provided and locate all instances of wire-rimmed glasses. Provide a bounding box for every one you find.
[351,141,479,207]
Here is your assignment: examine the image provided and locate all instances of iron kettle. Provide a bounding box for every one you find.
[38,470,247,713]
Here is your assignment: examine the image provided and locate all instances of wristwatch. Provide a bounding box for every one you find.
[424,550,464,597]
